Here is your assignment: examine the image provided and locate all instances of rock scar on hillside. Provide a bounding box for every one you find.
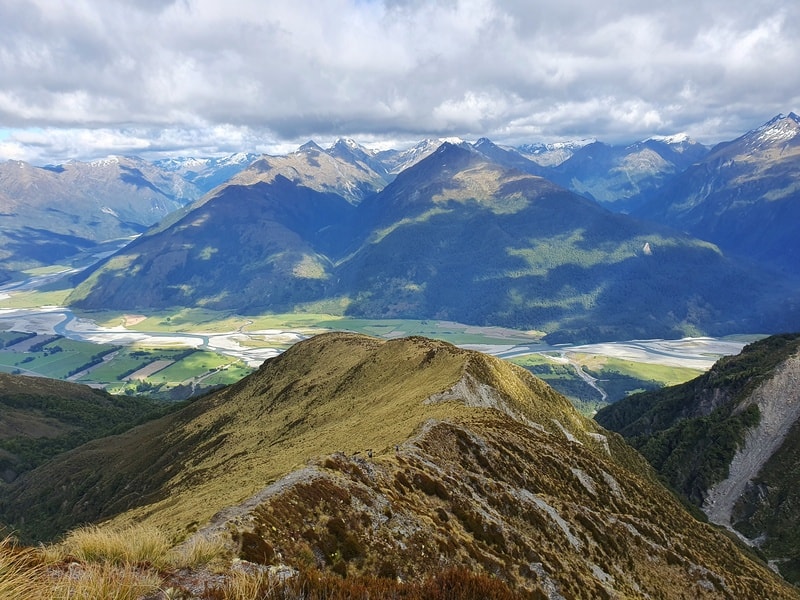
[181,466,324,550]
[702,351,800,541]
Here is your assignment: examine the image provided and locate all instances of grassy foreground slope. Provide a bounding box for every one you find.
[1,333,795,597]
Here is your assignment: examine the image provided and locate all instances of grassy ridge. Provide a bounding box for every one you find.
[0,333,604,542]
[0,333,795,597]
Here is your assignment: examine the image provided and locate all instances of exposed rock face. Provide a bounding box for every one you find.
[596,334,800,584]
[703,351,800,533]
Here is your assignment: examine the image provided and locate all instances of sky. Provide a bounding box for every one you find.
[1,0,798,164]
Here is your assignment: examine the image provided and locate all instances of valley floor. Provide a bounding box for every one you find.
[0,304,751,372]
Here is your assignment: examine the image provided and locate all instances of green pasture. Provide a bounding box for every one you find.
[510,351,703,412]
[0,288,73,308]
[145,350,250,384]
[76,308,545,348]
[0,337,117,379]
[585,355,703,387]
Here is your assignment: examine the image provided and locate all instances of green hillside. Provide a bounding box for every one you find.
[596,333,800,583]
[0,373,169,480]
[0,332,795,598]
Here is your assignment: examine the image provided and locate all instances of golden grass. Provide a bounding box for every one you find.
[0,537,43,600]
[47,562,161,600]
[168,533,231,569]
[3,534,159,600]
[100,334,476,537]
[56,524,172,568]
[221,568,273,600]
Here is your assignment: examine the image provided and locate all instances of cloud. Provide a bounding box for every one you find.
[0,0,798,163]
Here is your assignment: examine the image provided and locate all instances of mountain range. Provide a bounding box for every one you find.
[1,113,799,343]
[1,332,796,598]
[635,112,800,276]
[4,114,800,596]
[0,153,256,280]
[66,124,800,343]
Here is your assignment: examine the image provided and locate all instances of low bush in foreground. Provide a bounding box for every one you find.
[213,566,526,600]
[2,523,526,599]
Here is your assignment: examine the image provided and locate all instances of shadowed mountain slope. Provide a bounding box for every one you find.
[548,136,709,211]
[0,156,201,275]
[472,137,550,177]
[343,143,794,341]
[0,333,796,597]
[67,143,798,343]
[636,113,800,278]
[67,175,357,312]
[596,333,800,584]
[0,373,164,482]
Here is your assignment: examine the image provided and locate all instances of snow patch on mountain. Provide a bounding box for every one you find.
[746,113,800,149]
[648,132,691,145]
[88,156,121,167]
[516,139,594,166]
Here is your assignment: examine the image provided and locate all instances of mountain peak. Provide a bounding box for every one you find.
[331,137,362,151]
[434,139,474,154]
[750,112,800,146]
[298,140,324,153]
[473,137,498,150]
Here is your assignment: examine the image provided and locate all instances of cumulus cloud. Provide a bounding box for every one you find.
[0,0,798,163]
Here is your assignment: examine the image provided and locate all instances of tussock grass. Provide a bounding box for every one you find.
[168,533,231,569]
[58,524,172,568]
[0,536,42,600]
[220,567,273,600]
[47,561,160,600]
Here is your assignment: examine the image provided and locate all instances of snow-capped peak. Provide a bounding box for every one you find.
[89,155,121,167]
[751,113,800,146]
[648,132,691,145]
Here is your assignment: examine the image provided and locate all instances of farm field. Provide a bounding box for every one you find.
[0,331,252,400]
